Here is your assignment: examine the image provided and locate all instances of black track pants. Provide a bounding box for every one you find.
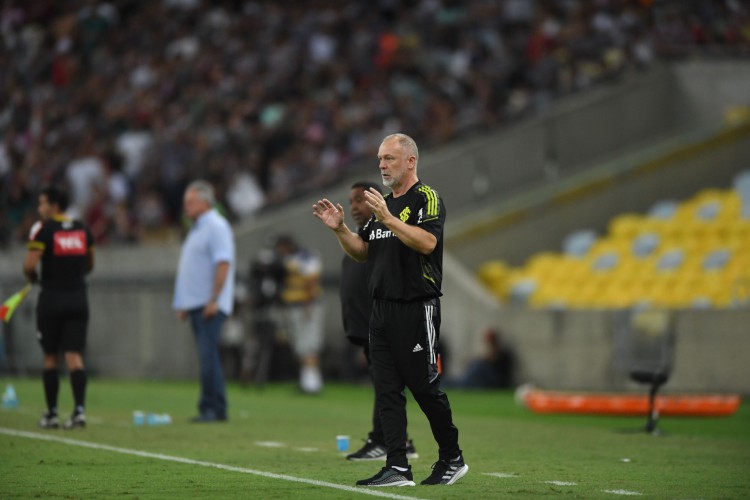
[370,298,461,468]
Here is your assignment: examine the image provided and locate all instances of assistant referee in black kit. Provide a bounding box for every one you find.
[313,133,468,487]
[23,185,95,430]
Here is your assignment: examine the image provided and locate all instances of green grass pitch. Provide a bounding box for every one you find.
[1,377,748,499]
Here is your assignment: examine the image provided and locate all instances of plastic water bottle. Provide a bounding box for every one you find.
[146,413,172,426]
[133,411,145,426]
[2,384,18,409]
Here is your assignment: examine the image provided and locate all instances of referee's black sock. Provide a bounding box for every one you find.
[70,369,87,414]
[42,369,59,415]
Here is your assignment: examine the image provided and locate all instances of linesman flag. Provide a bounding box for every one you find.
[0,284,32,323]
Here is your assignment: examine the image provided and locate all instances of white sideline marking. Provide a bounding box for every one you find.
[483,472,518,478]
[0,428,427,500]
[255,442,320,454]
[546,481,577,486]
[604,490,643,496]
[255,441,285,447]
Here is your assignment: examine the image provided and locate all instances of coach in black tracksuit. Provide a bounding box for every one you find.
[341,180,418,462]
[314,133,468,487]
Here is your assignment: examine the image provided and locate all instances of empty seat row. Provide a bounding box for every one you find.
[477,174,750,310]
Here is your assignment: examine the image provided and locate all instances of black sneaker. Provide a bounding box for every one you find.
[406,439,419,460]
[347,439,387,461]
[63,412,86,430]
[38,412,59,429]
[347,439,418,461]
[356,466,415,487]
[420,456,469,485]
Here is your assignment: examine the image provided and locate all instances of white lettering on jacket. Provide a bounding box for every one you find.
[369,228,394,241]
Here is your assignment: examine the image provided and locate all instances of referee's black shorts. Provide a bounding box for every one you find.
[36,288,89,354]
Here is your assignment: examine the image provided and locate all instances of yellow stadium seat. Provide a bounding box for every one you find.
[524,252,567,284]
[608,213,644,239]
[476,260,509,286]
[479,182,749,309]
[730,276,750,306]
[718,191,742,220]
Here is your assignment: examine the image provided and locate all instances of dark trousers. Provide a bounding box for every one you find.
[361,342,385,444]
[189,309,228,419]
[370,298,461,468]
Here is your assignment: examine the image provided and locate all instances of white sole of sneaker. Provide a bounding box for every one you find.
[445,464,469,485]
[362,481,415,487]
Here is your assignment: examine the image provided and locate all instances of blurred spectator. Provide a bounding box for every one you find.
[453,328,516,389]
[1,0,748,247]
[219,284,249,382]
[274,234,325,394]
[242,244,285,384]
[66,134,106,221]
[226,167,265,220]
[115,119,154,182]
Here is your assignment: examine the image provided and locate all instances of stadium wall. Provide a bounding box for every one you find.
[3,278,748,395]
[496,308,750,395]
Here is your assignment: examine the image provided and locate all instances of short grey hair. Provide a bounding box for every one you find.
[382,133,419,167]
[187,180,215,205]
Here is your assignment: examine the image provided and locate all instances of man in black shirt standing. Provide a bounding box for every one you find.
[23,185,95,429]
[341,180,418,462]
[313,133,467,487]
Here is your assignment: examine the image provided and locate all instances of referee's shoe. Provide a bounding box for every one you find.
[38,412,59,429]
[63,412,86,429]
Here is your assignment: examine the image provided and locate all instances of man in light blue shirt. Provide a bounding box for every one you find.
[173,180,235,422]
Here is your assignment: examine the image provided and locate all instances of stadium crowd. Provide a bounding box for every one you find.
[1,0,749,247]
